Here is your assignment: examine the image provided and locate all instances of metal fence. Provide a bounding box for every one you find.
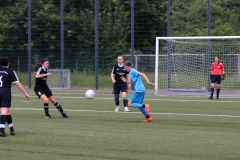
[0,0,239,89]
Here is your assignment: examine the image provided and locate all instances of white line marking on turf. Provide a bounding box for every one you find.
[12,108,240,118]
[11,94,240,103]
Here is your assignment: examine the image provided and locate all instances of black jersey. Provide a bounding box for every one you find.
[35,66,48,85]
[0,66,19,90]
[111,64,129,84]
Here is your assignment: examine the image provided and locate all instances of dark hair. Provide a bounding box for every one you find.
[0,56,10,66]
[117,55,124,59]
[33,58,49,70]
[123,60,133,67]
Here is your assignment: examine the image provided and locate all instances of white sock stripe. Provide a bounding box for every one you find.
[8,123,13,128]
[0,124,6,128]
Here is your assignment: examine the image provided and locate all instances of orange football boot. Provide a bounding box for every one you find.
[143,117,153,122]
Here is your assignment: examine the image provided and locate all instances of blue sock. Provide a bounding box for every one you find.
[132,103,142,108]
[139,108,148,117]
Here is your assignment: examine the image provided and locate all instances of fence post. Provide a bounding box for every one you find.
[28,0,31,88]
[95,0,99,89]
[167,0,171,91]
[207,0,211,91]
[131,0,134,66]
[60,0,64,88]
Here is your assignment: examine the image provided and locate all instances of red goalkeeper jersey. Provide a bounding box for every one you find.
[211,62,224,75]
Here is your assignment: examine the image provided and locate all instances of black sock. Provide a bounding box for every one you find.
[210,87,214,96]
[55,102,64,113]
[142,104,145,108]
[115,101,119,106]
[7,115,14,131]
[123,98,128,107]
[114,94,119,106]
[44,103,49,114]
[146,115,150,119]
[0,115,7,133]
[217,88,220,96]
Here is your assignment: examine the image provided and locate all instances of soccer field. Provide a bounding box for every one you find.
[0,90,240,160]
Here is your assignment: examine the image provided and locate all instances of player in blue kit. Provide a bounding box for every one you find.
[120,60,155,122]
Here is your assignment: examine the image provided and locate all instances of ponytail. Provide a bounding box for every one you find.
[33,58,49,70]
[33,63,42,70]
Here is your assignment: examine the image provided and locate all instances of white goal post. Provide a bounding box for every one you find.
[47,69,71,89]
[155,36,240,94]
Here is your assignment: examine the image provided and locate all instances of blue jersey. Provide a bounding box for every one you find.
[129,68,145,92]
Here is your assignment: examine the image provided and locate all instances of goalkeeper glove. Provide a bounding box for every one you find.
[222,74,225,80]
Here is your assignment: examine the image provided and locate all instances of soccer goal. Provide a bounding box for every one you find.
[155,36,240,94]
[47,69,71,89]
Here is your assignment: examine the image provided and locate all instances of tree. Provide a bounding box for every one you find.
[171,0,240,36]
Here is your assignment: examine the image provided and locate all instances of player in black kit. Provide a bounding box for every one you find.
[111,55,130,112]
[33,58,69,119]
[0,57,30,137]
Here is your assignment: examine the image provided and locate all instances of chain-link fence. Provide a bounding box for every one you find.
[0,0,239,90]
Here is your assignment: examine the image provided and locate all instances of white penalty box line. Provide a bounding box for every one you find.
[12,108,240,118]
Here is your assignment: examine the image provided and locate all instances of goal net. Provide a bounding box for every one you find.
[47,69,71,89]
[155,36,240,94]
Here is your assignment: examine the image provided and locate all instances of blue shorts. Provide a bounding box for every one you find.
[130,92,145,104]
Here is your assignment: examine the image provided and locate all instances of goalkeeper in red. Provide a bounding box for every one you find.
[209,56,225,99]
[120,61,155,122]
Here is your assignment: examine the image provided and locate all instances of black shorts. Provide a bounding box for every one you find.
[211,75,221,84]
[112,83,128,94]
[0,88,11,108]
[34,84,53,98]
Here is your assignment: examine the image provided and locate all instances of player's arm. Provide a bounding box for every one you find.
[110,66,116,83]
[222,65,225,80]
[126,74,132,89]
[210,64,213,75]
[15,82,30,100]
[111,74,116,83]
[138,72,155,87]
[35,72,51,78]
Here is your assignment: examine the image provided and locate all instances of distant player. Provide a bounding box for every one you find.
[121,61,155,122]
[111,55,130,112]
[209,56,225,99]
[33,58,69,119]
[0,57,30,137]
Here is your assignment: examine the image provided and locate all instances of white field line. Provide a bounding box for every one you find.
[11,108,240,118]
[12,93,240,103]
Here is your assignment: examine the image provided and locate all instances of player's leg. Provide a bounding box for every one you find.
[40,94,52,119]
[216,76,221,99]
[113,84,120,112]
[6,109,15,136]
[121,83,130,112]
[49,96,69,118]
[216,84,220,99]
[0,107,9,137]
[209,83,214,99]
[122,92,129,112]
[209,76,216,99]
[129,92,152,122]
[34,87,51,119]
[3,93,15,135]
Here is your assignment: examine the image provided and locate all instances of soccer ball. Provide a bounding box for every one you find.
[201,87,206,92]
[85,90,95,99]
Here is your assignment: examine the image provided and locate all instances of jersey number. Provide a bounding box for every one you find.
[0,76,3,87]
